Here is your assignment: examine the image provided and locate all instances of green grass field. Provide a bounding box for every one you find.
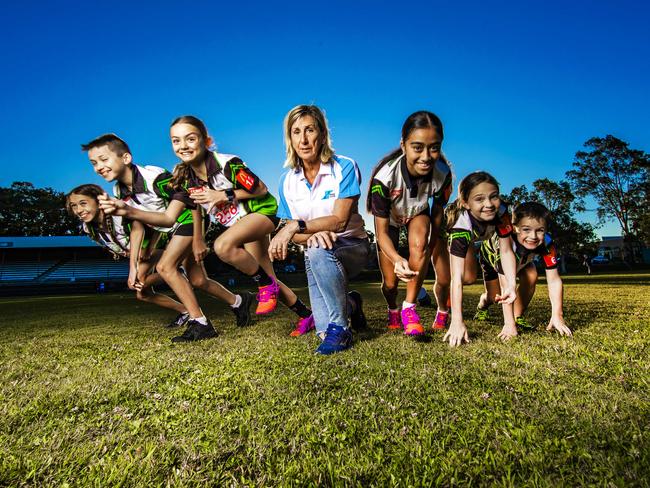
[1,272,649,487]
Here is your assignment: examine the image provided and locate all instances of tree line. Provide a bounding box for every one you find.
[1,135,648,258]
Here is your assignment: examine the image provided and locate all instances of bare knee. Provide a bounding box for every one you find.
[136,289,153,302]
[435,275,450,288]
[189,273,208,290]
[214,238,235,262]
[382,280,398,295]
[157,260,177,280]
[463,271,477,285]
[408,239,428,261]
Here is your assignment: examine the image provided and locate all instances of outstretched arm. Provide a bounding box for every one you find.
[99,196,185,228]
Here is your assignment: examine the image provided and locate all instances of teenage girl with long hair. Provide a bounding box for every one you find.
[367,111,452,336]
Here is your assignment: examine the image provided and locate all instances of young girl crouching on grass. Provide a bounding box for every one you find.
[102,116,313,336]
[444,171,517,346]
[66,183,190,327]
[169,116,314,335]
[475,201,572,339]
[367,110,452,336]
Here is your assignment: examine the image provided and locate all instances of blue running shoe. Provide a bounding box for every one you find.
[315,323,353,355]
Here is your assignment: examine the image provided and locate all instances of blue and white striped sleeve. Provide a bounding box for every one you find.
[337,156,361,199]
[276,172,293,219]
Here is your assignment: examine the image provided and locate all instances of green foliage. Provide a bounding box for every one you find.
[1,275,649,486]
[566,135,649,241]
[0,182,78,237]
[503,178,598,255]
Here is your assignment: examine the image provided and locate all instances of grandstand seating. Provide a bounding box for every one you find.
[0,260,57,282]
[44,259,129,282]
[1,258,129,284]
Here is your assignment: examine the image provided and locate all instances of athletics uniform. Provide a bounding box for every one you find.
[114,164,193,236]
[479,232,558,281]
[448,204,513,258]
[370,154,452,246]
[180,151,278,228]
[82,215,131,259]
[370,154,452,227]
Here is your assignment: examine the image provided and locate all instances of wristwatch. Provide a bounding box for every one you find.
[225,188,235,203]
[297,220,307,233]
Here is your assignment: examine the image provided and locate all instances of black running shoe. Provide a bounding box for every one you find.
[166,312,190,329]
[171,319,218,343]
[348,290,367,330]
[232,291,255,327]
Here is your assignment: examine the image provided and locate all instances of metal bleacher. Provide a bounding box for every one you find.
[0,260,58,282]
[44,259,129,282]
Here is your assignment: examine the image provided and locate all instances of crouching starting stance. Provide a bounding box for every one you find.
[475,202,572,339]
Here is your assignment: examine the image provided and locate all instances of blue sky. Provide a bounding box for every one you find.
[1,0,648,236]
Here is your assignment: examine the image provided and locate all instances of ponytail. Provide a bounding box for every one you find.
[366,148,403,213]
[444,199,464,231]
[170,162,192,190]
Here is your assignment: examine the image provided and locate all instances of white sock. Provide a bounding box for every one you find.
[437,309,449,315]
[402,301,415,310]
[388,308,399,313]
[193,315,208,325]
[230,294,243,308]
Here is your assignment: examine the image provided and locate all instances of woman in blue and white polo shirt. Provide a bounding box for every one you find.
[269,105,370,355]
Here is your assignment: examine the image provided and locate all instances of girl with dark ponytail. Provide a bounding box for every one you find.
[367,111,453,335]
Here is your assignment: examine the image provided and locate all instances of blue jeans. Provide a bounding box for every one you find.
[304,237,370,334]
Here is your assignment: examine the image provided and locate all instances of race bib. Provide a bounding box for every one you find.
[213,202,241,226]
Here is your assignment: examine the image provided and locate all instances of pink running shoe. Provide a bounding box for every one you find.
[387,309,401,330]
[432,310,450,330]
[290,314,315,337]
[256,277,280,315]
[401,306,425,336]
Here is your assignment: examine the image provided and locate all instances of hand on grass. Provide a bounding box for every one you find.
[497,323,518,341]
[394,259,418,282]
[307,231,338,250]
[444,320,470,347]
[547,316,572,337]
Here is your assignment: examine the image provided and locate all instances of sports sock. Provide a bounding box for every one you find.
[288,298,311,318]
[251,266,273,286]
[388,308,399,313]
[194,315,208,325]
[230,294,243,309]
[402,301,416,310]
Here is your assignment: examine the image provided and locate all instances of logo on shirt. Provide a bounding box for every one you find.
[236,169,255,191]
[371,184,385,198]
[322,190,335,199]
